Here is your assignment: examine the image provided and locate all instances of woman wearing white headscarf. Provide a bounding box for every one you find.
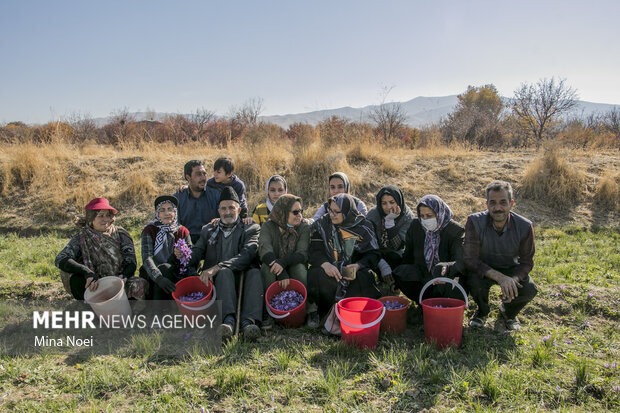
[252,175,288,225]
[393,194,465,305]
[140,195,192,299]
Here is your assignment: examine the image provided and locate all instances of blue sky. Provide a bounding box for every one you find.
[1,0,619,124]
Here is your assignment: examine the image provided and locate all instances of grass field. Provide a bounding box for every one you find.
[0,226,618,411]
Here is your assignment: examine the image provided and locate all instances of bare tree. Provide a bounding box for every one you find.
[512,77,578,144]
[184,108,216,141]
[369,86,407,141]
[231,97,264,128]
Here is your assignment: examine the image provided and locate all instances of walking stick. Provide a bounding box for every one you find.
[235,271,245,336]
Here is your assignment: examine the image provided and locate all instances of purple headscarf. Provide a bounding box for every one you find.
[417,195,453,271]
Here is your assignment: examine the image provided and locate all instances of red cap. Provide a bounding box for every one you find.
[84,197,118,214]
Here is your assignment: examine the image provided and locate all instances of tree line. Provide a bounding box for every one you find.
[1,78,618,148]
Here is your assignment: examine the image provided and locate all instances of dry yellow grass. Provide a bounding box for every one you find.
[594,172,620,211]
[0,140,618,229]
[519,146,587,207]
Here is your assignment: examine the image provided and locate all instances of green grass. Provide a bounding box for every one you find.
[0,226,619,411]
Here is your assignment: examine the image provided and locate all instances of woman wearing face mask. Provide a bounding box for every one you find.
[252,175,288,225]
[366,185,414,290]
[312,172,367,221]
[258,194,319,328]
[140,195,192,299]
[307,193,381,322]
[393,194,465,305]
[55,197,148,300]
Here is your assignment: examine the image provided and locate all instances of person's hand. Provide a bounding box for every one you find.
[498,274,522,302]
[178,184,188,192]
[431,264,448,283]
[208,218,220,226]
[155,276,177,294]
[321,262,341,281]
[173,247,183,259]
[242,217,255,225]
[269,261,284,276]
[390,204,401,216]
[200,265,221,284]
[278,278,290,289]
[383,272,395,286]
[343,263,359,280]
[84,272,99,291]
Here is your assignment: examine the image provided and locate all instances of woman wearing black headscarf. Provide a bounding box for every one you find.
[366,185,414,289]
[393,194,465,305]
[307,193,381,319]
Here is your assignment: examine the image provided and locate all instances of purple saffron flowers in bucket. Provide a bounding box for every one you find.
[269,290,304,311]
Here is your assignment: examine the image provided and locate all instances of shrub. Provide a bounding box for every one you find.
[594,173,620,211]
[519,146,586,207]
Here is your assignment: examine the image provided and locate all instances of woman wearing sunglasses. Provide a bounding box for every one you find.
[307,193,381,329]
[258,194,318,329]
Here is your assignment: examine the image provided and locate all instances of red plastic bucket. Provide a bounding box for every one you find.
[419,277,468,349]
[335,297,386,350]
[378,296,410,334]
[172,276,215,320]
[265,279,307,328]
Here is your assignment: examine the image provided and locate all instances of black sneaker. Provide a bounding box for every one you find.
[306,311,320,329]
[261,316,274,331]
[219,315,235,338]
[242,319,261,341]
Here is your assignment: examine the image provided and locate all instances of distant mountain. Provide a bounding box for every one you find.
[262,95,459,128]
[92,97,618,128]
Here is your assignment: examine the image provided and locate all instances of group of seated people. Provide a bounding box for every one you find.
[56,157,538,341]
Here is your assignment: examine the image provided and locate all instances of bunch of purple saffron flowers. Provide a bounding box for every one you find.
[270,290,304,311]
[174,239,192,274]
[178,291,207,302]
[383,300,406,310]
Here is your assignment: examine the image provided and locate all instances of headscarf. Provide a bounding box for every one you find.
[265,175,288,212]
[147,200,180,264]
[329,193,364,229]
[78,223,123,277]
[268,194,302,256]
[313,193,378,269]
[417,194,454,271]
[372,185,413,249]
[329,172,351,193]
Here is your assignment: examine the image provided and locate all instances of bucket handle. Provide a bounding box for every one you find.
[335,304,386,329]
[419,277,468,307]
[265,303,295,319]
[180,285,217,311]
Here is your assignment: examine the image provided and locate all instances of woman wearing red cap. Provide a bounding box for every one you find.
[55,197,148,300]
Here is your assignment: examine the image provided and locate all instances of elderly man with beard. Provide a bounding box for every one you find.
[187,187,263,340]
[174,160,220,244]
[464,180,538,331]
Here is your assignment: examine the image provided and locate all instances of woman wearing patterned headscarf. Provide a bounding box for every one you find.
[258,194,318,328]
[312,172,368,221]
[366,185,414,290]
[393,194,466,305]
[140,195,192,299]
[308,193,381,321]
[252,175,288,226]
[55,197,148,300]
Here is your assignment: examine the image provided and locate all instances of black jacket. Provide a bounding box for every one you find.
[188,221,260,273]
[401,218,465,278]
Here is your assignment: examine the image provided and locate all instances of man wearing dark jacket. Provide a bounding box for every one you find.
[464,180,537,331]
[188,187,263,340]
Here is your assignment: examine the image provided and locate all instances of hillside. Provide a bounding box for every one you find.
[0,141,618,233]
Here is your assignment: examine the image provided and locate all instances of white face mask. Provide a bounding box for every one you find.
[421,217,438,232]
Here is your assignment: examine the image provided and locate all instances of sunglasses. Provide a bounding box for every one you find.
[327,208,342,215]
[291,209,303,216]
